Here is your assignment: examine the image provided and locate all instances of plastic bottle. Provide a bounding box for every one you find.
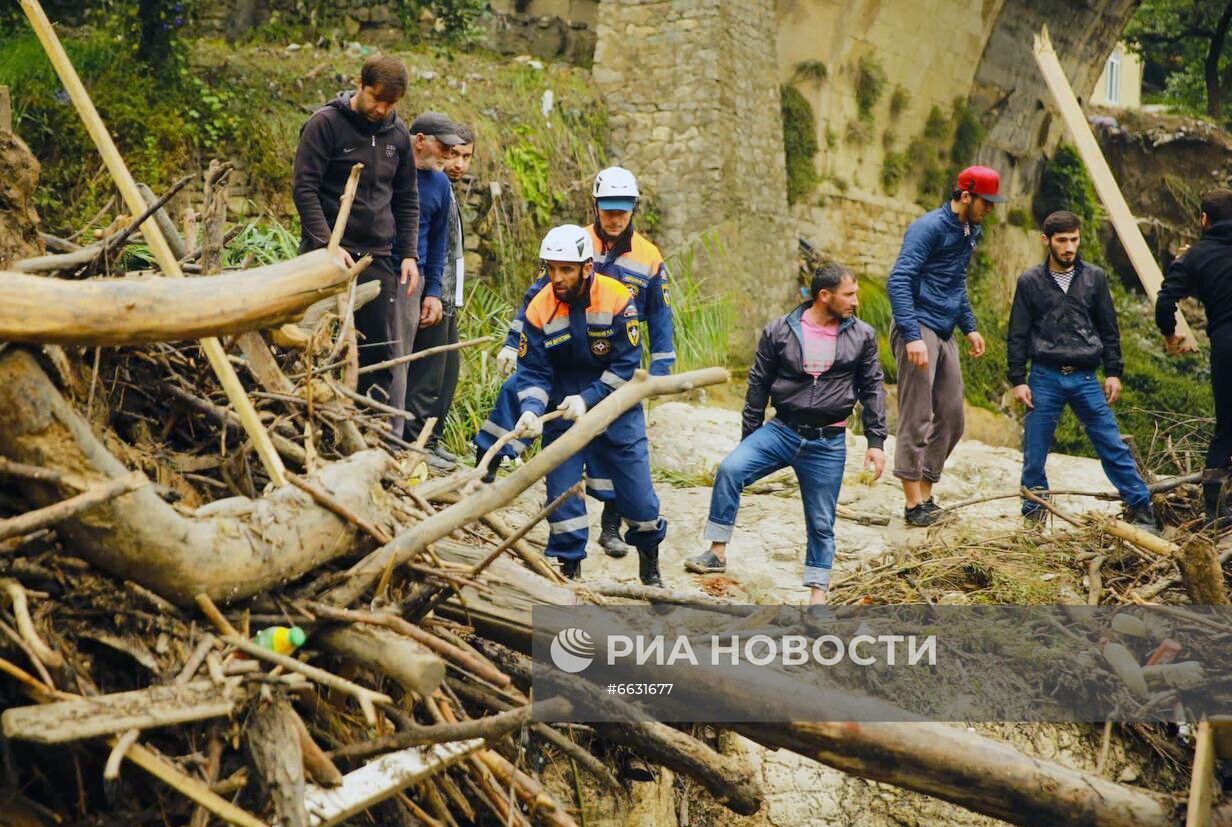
[252,626,307,655]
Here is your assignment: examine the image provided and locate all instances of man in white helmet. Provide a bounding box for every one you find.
[474,167,675,559]
[512,224,668,584]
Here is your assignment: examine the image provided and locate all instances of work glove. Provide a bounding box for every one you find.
[515,410,543,439]
[496,345,518,377]
[557,395,587,421]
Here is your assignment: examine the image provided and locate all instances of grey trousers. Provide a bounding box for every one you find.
[891,324,965,482]
[388,273,424,441]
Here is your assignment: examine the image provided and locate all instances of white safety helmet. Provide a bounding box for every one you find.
[539,224,595,263]
[592,166,640,211]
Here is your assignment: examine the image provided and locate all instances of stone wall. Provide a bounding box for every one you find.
[195,0,405,42]
[486,0,598,64]
[593,0,796,351]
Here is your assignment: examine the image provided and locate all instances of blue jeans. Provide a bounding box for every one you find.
[1021,364,1150,515]
[704,419,846,588]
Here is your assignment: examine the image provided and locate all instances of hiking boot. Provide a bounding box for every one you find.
[1124,502,1160,535]
[559,558,582,581]
[684,549,726,574]
[432,443,459,463]
[598,502,630,558]
[904,502,940,527]
[475,446,502,484]
[637,543,664,588]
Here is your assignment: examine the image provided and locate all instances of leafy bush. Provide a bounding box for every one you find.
[663,233,735,372]
[1035,142,1107,265]
[780,84,819,205]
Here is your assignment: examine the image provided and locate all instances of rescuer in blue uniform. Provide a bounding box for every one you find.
[473,167,675,559]
[512,224,667,585]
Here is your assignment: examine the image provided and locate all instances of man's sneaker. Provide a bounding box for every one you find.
[560,558,582,580]
[904,502,940,527]
[433,443,459,463]
[1125,502,1160,535]
[684,549,726,574]
[920,497,943,516]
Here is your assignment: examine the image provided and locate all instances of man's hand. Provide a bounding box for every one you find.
[864,448,886,482]
[1164,334,1187,356]
[557,395,587,421]
[420,296,443,328]
[496,345,518,377]
[515,410,542,439]
[966,331,986,358]
[1104,376,1122,404]
[1012,384,1033,409]
[336,248,356,269]
[905,340,929,370]
[400,258,419,296]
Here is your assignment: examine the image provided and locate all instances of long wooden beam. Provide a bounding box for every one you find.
[0,249,353,345]
[1032,25,1197,350]
[17,0,288,485]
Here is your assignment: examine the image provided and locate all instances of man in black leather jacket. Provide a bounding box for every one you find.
[683,263,887,606]
[1008,210,1156,530]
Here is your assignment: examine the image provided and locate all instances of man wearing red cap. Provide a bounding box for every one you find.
[886,165,1002,526]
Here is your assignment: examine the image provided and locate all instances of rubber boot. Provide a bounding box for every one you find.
[636,543,663,588]
[598,501,630,558]
[560,558,582,581]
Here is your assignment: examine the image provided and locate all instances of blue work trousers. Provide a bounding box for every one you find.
[1021,363,1150,515]
[543,408,666,561]
[704,419,846,588]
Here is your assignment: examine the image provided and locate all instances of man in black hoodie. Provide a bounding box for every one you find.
[1007,211,1156,531]
[1156,188,1232,528]
[292,55,420,410]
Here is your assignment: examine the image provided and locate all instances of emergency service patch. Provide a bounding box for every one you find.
[588,328,614,337]
[590,338,611,357]
[627,320,640,347]
[628,284,640,298]
[545,333,571,348]
[518,332,528,357]
[623,304,637,318]
[662,285,672,307]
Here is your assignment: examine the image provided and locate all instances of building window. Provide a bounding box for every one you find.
[1105,46,1122,105]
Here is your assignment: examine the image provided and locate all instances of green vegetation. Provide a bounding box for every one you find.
[889,85,910,120]
[854,54,887,120]
[443,281,516,455]
[1127,0,1232,122]
[880,150,909,195]
[780,84,820,205]
[790,59,828,85]
[1035,143,1106,264]
[845,118,873,146]
[900,97,985,207]
[663,232,736,372]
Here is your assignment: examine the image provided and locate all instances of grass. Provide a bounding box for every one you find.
[442,281,516,457]
[664,231,735,372]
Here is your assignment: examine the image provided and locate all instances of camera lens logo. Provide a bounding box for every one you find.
[550,628,595,673]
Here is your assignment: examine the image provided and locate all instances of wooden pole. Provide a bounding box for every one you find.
[1032,25,1197,350]
[17,0,288,485]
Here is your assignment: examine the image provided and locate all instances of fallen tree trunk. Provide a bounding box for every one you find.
[325,368,729,607]
[0,248,353,345]
[0,349,389,605]
[737,721,1179,827]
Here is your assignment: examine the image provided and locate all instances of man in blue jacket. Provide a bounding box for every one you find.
[887,165,998,526]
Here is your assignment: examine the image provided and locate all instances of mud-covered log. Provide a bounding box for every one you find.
[0,349,389,605]
[0,248,352,345]
[1176,533,1230,605]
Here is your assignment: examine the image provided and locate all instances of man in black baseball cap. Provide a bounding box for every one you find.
[409,111,465,151]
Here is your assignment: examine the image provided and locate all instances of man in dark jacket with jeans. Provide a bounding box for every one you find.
[887,166,994,526]
[1156,188,1232,528]
[684,263,887,605]
[292,55,419,410]
[1008,210,1156,530]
